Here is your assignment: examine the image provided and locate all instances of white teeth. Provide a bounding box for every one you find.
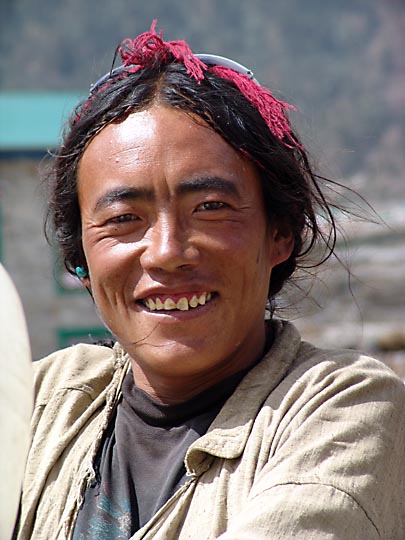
[177,297,189,311]
[144,293,213,311]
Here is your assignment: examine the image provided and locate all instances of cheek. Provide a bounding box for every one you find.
[255,246,273,293]
[87,243,141,292]
[250,234,277,293]
[226,235,273,295]
[86,238,138,268]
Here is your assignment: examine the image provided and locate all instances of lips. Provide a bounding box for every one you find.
[142,292,213,311]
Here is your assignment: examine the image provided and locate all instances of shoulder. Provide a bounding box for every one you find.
[271,319,402,385]
[262,320,405,418]
[260,324,405,457]
[33,342,128,405]
[292,339,404,401]
[256,325,405,534]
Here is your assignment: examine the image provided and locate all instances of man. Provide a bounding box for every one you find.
[15,23,405,539]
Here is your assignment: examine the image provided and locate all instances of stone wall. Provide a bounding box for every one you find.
[0,158,106,359]
[1,158,404,379]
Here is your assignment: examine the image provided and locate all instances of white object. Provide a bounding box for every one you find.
[0,264,33,540]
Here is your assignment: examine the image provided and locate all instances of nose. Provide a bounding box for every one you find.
[140,214,199,273]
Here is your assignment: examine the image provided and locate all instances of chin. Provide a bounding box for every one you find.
[130,339,217,371]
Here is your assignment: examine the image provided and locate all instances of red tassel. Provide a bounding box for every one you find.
[118,20,207,82]
[78,21,302,151]
[209,66,301,149]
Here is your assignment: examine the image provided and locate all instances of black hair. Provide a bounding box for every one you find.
[46,61,341,306]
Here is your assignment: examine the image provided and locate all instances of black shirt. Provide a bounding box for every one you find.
[73,369,248,539]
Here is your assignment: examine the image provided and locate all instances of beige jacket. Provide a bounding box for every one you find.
[16,321,405,539]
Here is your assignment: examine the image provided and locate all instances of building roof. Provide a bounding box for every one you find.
[0,92,84,151]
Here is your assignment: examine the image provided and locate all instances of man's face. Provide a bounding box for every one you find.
[78,105,292,398]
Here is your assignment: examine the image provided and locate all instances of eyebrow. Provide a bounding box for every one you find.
[93,186,154,212]
[93,176,240,212]
[175,176,240,197]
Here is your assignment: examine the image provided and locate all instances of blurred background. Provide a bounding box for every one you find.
[0,0,404,376]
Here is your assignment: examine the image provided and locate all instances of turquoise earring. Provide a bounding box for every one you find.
[75,266,88,279]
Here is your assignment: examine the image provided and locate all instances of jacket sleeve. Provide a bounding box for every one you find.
[219,483,379,539]
[218,353,405,540]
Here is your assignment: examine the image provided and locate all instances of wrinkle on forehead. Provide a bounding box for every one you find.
[78,104,261,209]
[82,106,206,171]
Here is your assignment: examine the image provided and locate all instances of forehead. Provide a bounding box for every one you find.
[78,105,262,201]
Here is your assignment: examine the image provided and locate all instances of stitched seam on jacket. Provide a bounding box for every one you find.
[34,385,101,406]
[249,481,381,538]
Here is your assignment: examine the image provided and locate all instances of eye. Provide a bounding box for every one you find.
[108,213,139,224]
[196,201,228,212]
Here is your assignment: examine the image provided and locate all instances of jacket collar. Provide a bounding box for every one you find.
[184,320,302,474]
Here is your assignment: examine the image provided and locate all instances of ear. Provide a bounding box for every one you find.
[79,276,93,299]
[75,264,90,288]
[268,224,294,267]
[80,276,91,289]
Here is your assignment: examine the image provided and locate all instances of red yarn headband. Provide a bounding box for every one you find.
[86,20,301,149]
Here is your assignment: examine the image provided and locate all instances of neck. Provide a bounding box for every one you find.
[128,325,273,404]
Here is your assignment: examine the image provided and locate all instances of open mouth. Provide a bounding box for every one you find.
[141,292,214,312]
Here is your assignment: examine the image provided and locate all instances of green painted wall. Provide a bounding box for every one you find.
[0,92,84,151]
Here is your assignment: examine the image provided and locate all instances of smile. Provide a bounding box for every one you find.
[142,292,213,311]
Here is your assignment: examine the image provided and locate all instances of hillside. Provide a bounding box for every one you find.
[1,0,404,189]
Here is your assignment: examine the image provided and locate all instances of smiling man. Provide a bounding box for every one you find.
[77,106,291,403]
[15,24,405,540]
